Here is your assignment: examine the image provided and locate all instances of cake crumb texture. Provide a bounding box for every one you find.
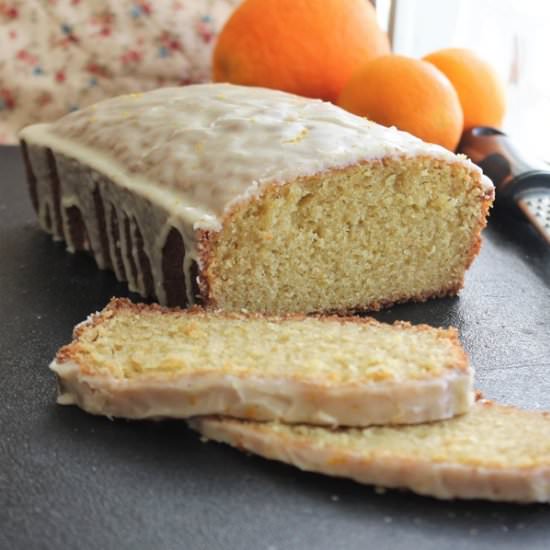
[60,299,466,386]
[205,156,490,313]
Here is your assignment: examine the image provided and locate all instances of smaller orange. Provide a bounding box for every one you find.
[338,55,463,151]
[423,48,507,129]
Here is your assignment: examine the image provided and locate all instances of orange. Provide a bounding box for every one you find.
[212,0,390,103]
[423,48,506,129]
[338,55,463,151]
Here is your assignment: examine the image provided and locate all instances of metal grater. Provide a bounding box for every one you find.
[458,127,550,245]
[518,192,550,245]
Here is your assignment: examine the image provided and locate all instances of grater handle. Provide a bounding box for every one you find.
[457,127,550,213]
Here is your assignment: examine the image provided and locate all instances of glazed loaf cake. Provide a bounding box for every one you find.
[50,298,473,427]
[20,84,493,313]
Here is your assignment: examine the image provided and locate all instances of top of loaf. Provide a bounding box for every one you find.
[20,83,491,231]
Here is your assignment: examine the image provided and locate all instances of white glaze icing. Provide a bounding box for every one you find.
[50,357,473,427]
[25,144,197,303]
[25,145,63,241]
[20,83,493,230]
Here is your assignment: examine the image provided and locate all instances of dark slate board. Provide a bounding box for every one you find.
[1,145,550,550]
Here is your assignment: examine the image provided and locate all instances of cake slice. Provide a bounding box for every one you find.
[190,400,550,503]
[50,298,472,426]
[20,83,493,314]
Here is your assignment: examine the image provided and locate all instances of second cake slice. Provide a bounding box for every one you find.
[50,298,472,426]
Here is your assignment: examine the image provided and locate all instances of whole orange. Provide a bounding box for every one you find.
[212,0,390,102]
[423,48,506,129]
[338,55,464,150]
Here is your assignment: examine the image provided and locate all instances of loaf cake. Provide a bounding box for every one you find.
[20,83,494,313]
[50,298,472,426]
[191,399,550,503]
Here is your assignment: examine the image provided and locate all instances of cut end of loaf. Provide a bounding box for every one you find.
[204,156,492,314]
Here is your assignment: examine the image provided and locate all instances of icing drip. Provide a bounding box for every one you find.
[23,144,198,305]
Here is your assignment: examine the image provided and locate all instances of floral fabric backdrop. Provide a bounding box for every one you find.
[0,0,241,143]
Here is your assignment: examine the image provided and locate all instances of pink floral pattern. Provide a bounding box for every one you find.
[0,0,241,143]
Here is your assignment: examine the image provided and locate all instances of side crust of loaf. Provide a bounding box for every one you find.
[190,402,550,503]
[21,140,202,307]
[50,298,473,427]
